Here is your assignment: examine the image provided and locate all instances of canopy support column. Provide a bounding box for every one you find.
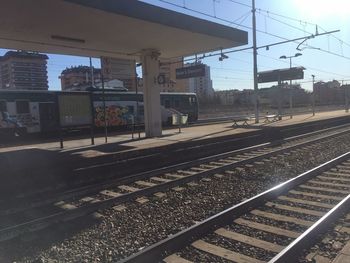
[141,49,162,137]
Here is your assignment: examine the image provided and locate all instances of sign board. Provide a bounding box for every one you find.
[101,57,136,90]
[58,94,92,127]
[176,64,205,79]
[258,67,305,83]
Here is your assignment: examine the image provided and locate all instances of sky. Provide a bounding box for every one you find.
[1,0,349,92]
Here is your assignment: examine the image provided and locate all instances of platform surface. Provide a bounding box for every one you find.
[1,109,348,156]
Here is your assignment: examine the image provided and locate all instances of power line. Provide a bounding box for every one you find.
[318,25,350,49]
[258,12,313,36]
[225,0,251,8]
[256,8,317,27]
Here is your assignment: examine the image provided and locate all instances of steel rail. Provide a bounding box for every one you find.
[0,126,349,242]
[3,123,349,217]
[269,194,350,263]
[119,152,350,263]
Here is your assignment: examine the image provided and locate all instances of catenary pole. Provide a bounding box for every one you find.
[252,0,259,123]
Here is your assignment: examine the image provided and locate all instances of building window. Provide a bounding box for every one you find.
[174,99,180,108]
[16,100,30,114]
[0,101,7,112]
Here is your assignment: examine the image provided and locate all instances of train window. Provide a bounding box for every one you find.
[164,99,170,108]
[127,105,134,114]
[174,99,180,108]
[0,101,7,112]
[16,100,30,114]
[188,97,193,105]
[139,106,144,115]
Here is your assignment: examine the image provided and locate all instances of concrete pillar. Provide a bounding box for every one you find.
[141,49,162,137]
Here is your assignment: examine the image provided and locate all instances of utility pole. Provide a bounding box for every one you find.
[312,74,315,116]
[252,0,259,123]
[89,57,94,86]
[279,53,302,119]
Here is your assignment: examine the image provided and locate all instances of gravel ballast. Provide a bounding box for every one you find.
[2,132,350,262]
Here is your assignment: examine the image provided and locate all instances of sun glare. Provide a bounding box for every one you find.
[294,0,350,19]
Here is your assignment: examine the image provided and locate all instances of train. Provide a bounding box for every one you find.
[0,89,198,135]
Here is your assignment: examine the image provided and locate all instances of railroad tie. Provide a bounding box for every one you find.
[154,192,166,198]
[163,254,193,263]
[79,196,97,203]
[250,209,314,227]
[308,180,350,188]
[166,173,186,179]
[289,190,344,201]
[317,175,350,183]
[54,201,77,210]
[172,186,184,192]
[100,190,121,198]
[265,202,325,217]
[136,196,149,204]
[278,195,334,209]
[191,239,264,263]
[299,185,349,195]
[234,218,300,238]
[118,185,140,192]
[135,180,157,187]
[215,228,284,253]
[323,171,350,177]
[150,177,172,183]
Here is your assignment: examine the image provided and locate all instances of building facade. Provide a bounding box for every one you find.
[187,62,214,99]
[0,51,48,90]
[60,65,101,90]
[314,80,342,105]
[158,59,189,92]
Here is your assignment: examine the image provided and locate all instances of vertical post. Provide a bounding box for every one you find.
[91,125,95,145]
[141,49,162,137]
[131,115,135,139]
[252,0,259,123]
[101,73,108,143]
[278,76,282,120]
[89,57,94,86]
[345,85,349,113]
[135,63,140,137]
[312,75,315,116]
[89,92,95,145]
[289,57,293,119]
[59,128,63,149]
[178,113,182,133]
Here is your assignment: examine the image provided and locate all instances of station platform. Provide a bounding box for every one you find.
[1,109,349,156]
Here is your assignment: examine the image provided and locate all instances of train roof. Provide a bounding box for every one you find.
[0,89,197,96]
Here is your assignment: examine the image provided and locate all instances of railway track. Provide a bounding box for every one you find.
[122,152,350,263]
[1,125,350,243]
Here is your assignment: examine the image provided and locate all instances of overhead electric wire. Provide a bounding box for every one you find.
[258,12,313,35]
[225,0,251,8]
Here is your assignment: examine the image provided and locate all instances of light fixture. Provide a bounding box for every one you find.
[279,55,287,59]
[51,35,85,43]
[219,50,229,61]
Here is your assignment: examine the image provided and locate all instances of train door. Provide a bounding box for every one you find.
[39,102,58,132]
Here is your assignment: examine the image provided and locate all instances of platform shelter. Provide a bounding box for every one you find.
[0,0,248,137]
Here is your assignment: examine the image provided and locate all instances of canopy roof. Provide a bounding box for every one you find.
[0,0,248,60]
